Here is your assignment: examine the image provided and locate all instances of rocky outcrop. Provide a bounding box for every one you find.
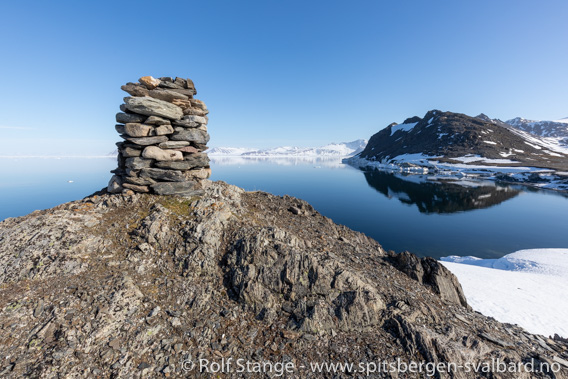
[0,182,567,378]
[387,251,468,307]
[108,76,211,196]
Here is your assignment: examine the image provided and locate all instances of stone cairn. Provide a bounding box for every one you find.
[107,76,211,196]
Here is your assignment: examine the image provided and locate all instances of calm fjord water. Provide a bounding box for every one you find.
[1,157,567,259]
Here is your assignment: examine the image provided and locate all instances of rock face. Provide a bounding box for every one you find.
[0,181,567,378]
[109,76,211,196]
[387,251,468,307]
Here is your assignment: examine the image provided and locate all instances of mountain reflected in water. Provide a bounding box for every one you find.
[363,170,521,214]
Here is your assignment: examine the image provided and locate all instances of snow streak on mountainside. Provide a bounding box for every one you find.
[479,115,568,147]
[208,139,367,157]
[505,117,568,141]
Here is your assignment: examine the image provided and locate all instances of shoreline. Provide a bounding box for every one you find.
[343,155,568,193]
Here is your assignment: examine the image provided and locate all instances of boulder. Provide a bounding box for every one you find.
[122,147,142,158]
[184,152,210,165]
[124,123,153,137]
[170,129,210,145]
[140,168,185,182]
[183,115,208,125]
[185,78,197,94]
[158,81,183,89]
[125,157,153,170]
[183,168,211,180]
[125,136,169,146]
[155,124,174,135]
[139,76,161,90]
[148,89,188,102]
[167,88,194,98]
[158,141,190,149]
[189,99,207,110]
[144,116,170,125]
[142,146,183,161]
[192,143,208,152]
[174,146,199,154]
[107,175,123,193]
[115,124,125,134]
[120,83,149,97]
[172,118,199,128]
[123,97,183,120]
[124,175,156,186]
[116,112,147,124]
[172,99,191,109]
[184,107,209,117]
[174,77,187,88]
[184,99,209,116]
[155,153,209,170]
[122,183,150,193]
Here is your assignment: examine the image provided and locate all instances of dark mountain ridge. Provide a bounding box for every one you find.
[357,110,568,171]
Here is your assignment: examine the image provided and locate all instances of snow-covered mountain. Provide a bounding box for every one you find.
[205,147,259,156]
[208,139,367,157]
[503,117,568,146]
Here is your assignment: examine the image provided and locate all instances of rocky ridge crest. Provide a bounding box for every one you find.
[0,182,567,377]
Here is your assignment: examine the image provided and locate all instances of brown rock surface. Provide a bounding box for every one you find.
[138,75,161,90]
[1,181,566,378]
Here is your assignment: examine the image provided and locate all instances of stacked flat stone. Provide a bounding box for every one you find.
[107,76,211,196]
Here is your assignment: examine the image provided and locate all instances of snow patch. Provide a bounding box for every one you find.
[450,155,519,164]
[524,141,542,150]
[390,122,418,136]
[441,249,568,337]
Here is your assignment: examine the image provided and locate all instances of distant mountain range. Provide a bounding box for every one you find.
[477,114,568,147]
[208,139,367,157]
[504,116,568,142]
[345,110,568,192]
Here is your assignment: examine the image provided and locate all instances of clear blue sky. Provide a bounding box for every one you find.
[1,0,567,155]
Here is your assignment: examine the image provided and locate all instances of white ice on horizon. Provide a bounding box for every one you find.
[208,140,368,158]
[441,249,568,338]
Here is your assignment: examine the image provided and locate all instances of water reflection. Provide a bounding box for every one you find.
[363,170,521,214]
